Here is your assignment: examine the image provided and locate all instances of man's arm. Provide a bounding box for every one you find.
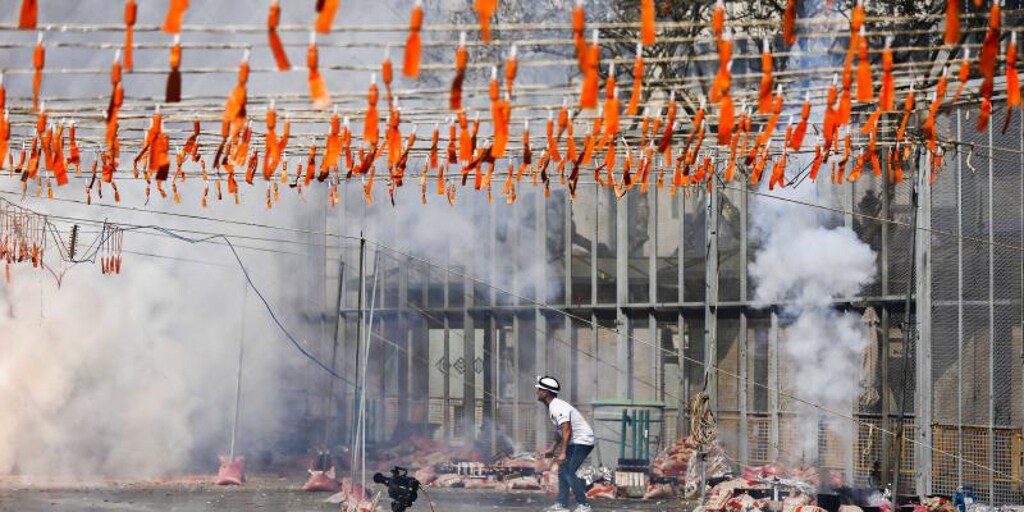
[556,422,571,462]
[544,438,558,457]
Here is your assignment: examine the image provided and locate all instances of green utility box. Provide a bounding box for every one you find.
[589,399,665,470]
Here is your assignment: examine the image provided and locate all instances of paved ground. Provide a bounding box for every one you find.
[0,477,692,512]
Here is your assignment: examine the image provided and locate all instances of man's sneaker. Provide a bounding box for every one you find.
[543,504,570,512]
[573,504,593,512]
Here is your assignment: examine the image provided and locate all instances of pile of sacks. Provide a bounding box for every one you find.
[695,463,899,512]
[652,435,702,478]
[583,477,677,501]
[582,465,676,501]
[413,452,557,492]
[373,437,484,475]
[650,435,731,497]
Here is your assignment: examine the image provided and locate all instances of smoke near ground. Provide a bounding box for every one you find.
[0,0,383,478]
[0,217,304,478]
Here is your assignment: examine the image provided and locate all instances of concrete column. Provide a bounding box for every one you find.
[914,146,934,497]
[463,273,477,444]
[679,191,688,439]
[679,313,688,439]
[739,312,749,466]
[483,318,495,454]
[536,194,550,450]
[649,192,660,402]
[617,190,631,398]
[512,314,521,447]
[768,310,780,461]
[398,259,409,427]
[443,245,451,440]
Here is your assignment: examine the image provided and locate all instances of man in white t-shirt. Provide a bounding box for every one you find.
[536,375,595,512]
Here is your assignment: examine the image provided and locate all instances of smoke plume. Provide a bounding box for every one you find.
[749,181,876,463]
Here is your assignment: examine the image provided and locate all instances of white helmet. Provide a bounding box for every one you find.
[536,376,560,394]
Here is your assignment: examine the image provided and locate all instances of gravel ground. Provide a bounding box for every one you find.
[0,476,692,512]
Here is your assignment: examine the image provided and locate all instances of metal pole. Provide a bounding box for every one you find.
[359,252,381,492]
[351,237,365,466]
[323,261,346,450]
[620,410,627,461]
[229,280,247,460]
[1019,107,1024,498]
[704,184,719,412]
[632,410,639,459]
[957,110,965,489]
[892,147,923,500]
[987,114,996,505]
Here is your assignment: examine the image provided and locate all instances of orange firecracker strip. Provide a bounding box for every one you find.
[404,0,424,77]
[19,0,38,29]
[640,0,656,46]
[124,0,137,71]
[315,0,340,34]
[32,34,44,112]
[307,35,331,109]
[268,1,291,71]
[451,33,468,111]
[162,0,189,35]
[945,0,960,46]
[166,36,182,103]
[783,0,797,46]
[473,0,497,43]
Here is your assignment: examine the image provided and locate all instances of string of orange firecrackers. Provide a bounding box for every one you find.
[0,0,1014,208]
[0,199,48,282]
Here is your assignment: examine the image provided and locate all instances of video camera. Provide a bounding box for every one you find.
[373,466,421,512]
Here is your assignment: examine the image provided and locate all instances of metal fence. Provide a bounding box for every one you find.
[324,103,1024,504]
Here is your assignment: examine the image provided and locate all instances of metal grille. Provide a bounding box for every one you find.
[854,418,883,487]
[748,416,771,465]
[495,404,540,450]
[717,414,742,463]
[816,421,848,471]
[926,106,1024,504]
[898,424,916,495]
[931,425,961,496]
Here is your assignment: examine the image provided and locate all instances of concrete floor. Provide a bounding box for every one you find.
[0,478,691,512]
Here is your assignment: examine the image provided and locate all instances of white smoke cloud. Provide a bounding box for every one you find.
[0,0,397,480]
[0,226,304,479]
[749,181,876,463]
